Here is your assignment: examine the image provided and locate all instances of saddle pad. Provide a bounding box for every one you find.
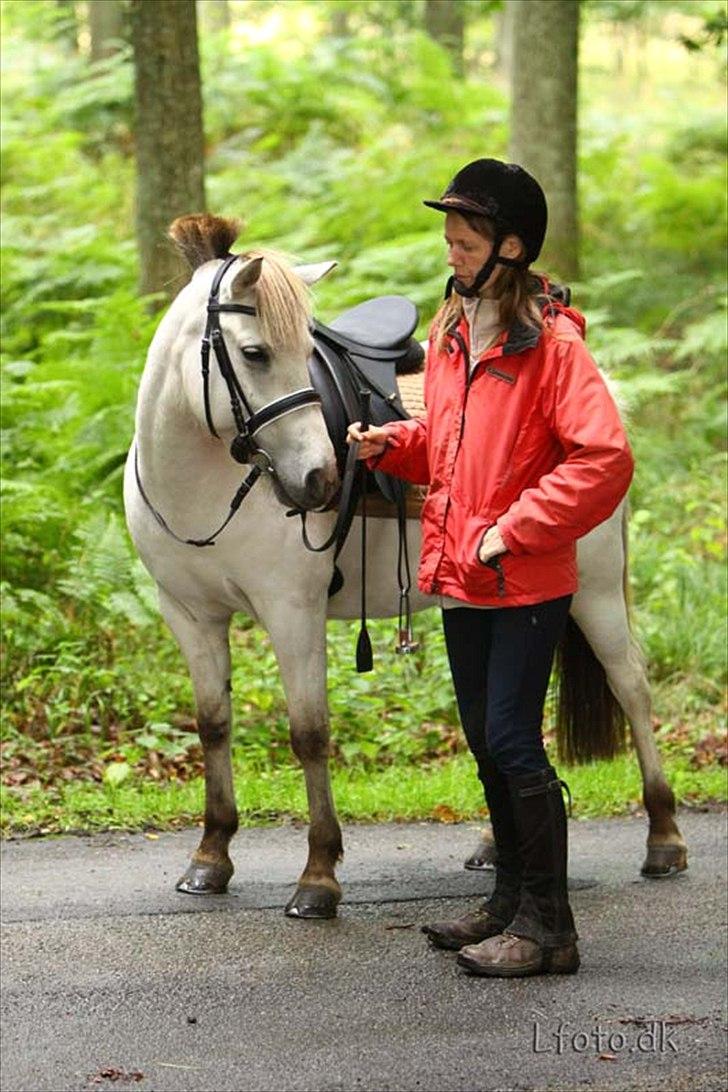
[397,370,426,419]
[359,485,428,520]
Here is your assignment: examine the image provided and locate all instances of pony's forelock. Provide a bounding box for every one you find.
[235,249,312,355]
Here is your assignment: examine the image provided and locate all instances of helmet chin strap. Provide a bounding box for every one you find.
[445,235,527,299]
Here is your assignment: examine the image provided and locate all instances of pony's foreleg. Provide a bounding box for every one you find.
[570,594,688,877]
[157,589,238,894]
[264,603,343,919]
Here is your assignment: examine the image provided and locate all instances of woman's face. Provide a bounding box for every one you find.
[444,211,493,289]
[444,211,523,291]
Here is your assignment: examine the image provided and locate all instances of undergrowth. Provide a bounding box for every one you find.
[1,3,726,828]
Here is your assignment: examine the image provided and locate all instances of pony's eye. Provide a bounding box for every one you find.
[241,345,269,365]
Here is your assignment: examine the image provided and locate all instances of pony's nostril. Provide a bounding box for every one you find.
[305,468,326,506]
[305,466,337,508]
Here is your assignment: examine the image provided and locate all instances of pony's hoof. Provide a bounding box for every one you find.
[641,843,688,878]
[176,860,233,895]
[464,835,497,871]
[285,884,340,919]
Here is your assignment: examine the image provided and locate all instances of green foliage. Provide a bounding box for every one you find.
[1,1,725,828]
[2,749,725,836]
[678,6,728,51]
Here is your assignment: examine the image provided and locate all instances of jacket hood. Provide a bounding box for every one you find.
[539,280,586,339]
[501,279,585,356]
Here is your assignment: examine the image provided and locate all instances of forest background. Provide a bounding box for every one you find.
[1,0,726,835]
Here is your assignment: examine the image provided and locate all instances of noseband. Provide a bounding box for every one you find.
[201,254,321,466]
[134,254,322,547]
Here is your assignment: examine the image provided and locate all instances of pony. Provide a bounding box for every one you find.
[123,214,686,919]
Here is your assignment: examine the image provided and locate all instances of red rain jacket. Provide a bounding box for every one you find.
[372,293,634,606]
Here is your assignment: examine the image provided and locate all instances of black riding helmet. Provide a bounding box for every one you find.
[424,158,548,298]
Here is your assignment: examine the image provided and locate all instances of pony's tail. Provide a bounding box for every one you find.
[168,214,242,270]
[554,616,627,764]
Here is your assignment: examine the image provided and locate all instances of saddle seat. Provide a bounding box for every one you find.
[328,295,418,349]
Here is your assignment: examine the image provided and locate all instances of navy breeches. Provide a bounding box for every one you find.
[442,596,572,777]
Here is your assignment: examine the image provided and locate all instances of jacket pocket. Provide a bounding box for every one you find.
[454,516,508,599]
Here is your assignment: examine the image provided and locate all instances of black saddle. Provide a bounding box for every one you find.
[309,295,424,506]
[304,294,424,657]
[328,295,418,349]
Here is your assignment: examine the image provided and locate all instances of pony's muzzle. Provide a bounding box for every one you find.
[303,464,339,510]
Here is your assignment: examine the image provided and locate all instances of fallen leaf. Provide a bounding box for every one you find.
[690,732,727,768]
[87,1067,144,1084]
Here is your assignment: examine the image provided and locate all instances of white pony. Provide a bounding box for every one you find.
[124,215,686,919]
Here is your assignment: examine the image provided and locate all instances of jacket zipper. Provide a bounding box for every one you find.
[483,556,506,597]
[449,331,507,598]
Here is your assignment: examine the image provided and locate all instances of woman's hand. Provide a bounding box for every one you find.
[346,421,390,461]
[478,525,506,564]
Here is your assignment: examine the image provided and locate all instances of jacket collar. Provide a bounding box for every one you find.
[445,277,579,361]
[502,318,541,355]
[448,313,540,361]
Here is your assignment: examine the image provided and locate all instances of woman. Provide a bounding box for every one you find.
[347,158,634,978]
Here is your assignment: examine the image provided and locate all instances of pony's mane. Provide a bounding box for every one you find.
[240,248,312,355]
[168,215,311,355]
[169,213,241,268]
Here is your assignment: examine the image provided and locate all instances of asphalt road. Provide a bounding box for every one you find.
[1,810,726,1092]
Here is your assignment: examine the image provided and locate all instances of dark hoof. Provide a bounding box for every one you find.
[464,835,497,871]
[285,884,340,919]
[176,860,233,895]
[641,843,688,878]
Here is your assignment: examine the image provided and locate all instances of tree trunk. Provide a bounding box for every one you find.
[508,0,580,281]
[492,1,514,81]
[56,0,79,51]
[89,0,125,61]
[424,0,465,76]
[131,0,206,303]
[328,5,350,39]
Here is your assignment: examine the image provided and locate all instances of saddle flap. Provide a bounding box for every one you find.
[328,295,418,349]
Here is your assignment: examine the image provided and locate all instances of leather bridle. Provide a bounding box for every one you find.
[201,254,321,464]
[134,254,323,547]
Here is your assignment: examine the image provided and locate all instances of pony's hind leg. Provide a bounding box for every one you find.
[262,599,343,919]
[157,588,238,894]
[570,591,688,878]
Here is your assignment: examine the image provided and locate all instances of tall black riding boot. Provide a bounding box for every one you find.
[422,756,521,950]
[457,767,579,976]
[480,754,522,923]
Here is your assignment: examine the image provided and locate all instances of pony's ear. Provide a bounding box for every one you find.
[230,256,264,296]
[294,261,338,286]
